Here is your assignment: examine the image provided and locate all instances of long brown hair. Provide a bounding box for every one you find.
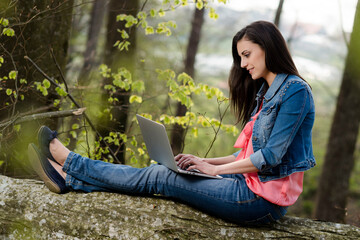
[229,21,304,126]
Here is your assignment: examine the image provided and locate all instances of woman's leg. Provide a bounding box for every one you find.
[61,151,285,224]
[51,140,287,224]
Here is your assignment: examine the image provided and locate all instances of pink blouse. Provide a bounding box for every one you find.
[234,107,304,206]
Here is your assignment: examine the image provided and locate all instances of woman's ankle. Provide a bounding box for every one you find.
[49,139,70,166]
[49,159,67,180]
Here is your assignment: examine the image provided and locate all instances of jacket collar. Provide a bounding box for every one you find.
[263,73,288,101]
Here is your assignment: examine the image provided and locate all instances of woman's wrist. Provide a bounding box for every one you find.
[213,165,220,175]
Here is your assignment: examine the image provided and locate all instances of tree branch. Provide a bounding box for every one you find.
[0,108,86,129]
[203,100,230,158]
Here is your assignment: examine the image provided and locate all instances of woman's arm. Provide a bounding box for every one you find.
[214,157,258,175]
[175,154,236,167]
[203,155,237,165]
[175,154,258,176]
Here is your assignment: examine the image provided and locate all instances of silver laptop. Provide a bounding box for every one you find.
[136,114,222,179]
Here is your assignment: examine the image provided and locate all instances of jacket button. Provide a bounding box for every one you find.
[253,136,258,141]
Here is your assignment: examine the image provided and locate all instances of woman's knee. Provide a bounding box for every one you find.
[149,164,171,175]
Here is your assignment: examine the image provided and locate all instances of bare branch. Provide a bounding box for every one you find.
[50,48,69,92]
[0,108,86,129]
[203,101,230,158]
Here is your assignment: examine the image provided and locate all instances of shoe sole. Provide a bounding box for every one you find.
[37,125,46,142]
[28,143,61,193]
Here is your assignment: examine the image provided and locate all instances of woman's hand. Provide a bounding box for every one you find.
[175,154,218,176]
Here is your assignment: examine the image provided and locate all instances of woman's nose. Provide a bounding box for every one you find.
[240,59,247,68]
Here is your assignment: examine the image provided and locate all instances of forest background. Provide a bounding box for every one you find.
[0,0,359,228]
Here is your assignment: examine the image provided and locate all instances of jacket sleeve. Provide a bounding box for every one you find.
[250,82,313,171]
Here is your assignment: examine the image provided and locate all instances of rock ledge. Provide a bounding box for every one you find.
[1,175,359,239]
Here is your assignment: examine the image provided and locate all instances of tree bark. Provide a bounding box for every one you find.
[97,0,139,163]
[78,0,107,84]
[314,0,360,223]
[1,175,360,239]
[170,7,205,155]
[67,0,107,150]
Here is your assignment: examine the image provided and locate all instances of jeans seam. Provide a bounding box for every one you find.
[237,194,260,204]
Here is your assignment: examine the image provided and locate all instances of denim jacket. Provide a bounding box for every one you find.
[235,73,316,182]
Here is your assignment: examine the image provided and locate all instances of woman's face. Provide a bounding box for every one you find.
[237,38,275,85]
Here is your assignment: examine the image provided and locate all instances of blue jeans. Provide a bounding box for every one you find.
[63,152,287,224]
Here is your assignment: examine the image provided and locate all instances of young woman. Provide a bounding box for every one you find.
[28,21,315,224]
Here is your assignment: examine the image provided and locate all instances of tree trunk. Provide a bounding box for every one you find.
[97,0,139,163]
[274,0,285,27]
[0,0,74,176]
[170,7,205,155]
[1,175,360,239]
[314,0,360,223]
[78,0,107,84]
[67,0,107,150]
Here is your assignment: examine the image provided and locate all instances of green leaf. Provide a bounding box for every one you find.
[129,95,142,104]
[13,124,21,132]
[0,56,4,67]
[41,87,48,96]
[113,40,120,47]
[116,14,127,21]
[113,78,124,88]
[196,0,203,9]
[137,11,147,20]
[181,0,188,6]
[139,19,148,28]
[131,137,138,147]
[53,99,60,107]
[99,64,111,78]
[42,79,51,88]
[55,86,67,97]
[119,133,128,143]
[0,18,9,27]
[145,26,154,35]
[20,78,27,84]
[8,70,17,80]
[119,30,129,39]
[131,80,145,93]
[72,123,80,130]
[209,7,219,19]
[70,131,77,139]
[2,28,15,37]
[158,9,165,17]
[137,148,145,156]
[118,41,131,51]
[192,127,198,137]
[6,89,12,96]
[150,9,156,17]
[124,15,138,28]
